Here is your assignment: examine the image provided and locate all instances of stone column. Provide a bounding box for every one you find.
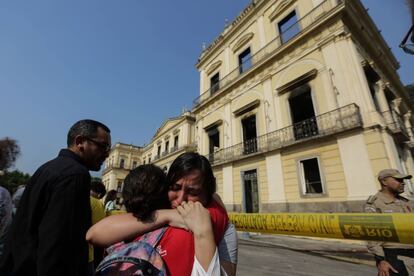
[404,111,414,140]
[375,80,390,113]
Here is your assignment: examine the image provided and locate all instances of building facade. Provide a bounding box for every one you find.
[102,112,196,193]
[102,0,414,213]
[192,0,414,213]
[141,112,197,172]
[102,143,142,193]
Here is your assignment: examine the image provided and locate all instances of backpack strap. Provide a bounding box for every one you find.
[138,227,168,247]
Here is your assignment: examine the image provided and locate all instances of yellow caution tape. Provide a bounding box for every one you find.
[229,212,414,244]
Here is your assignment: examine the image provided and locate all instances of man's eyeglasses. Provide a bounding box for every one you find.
[400,25,414,55]
[85,137,111,152]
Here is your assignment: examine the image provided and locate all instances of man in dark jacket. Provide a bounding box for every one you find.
[0,119,111,276]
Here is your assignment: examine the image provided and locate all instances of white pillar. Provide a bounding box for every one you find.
[337,133,377,199]
[223,165,234,205]
[257,15,266,48]
[224,103,232,148]
[265,152,286,203]
[224,47,231,75]
[263,76,277,132]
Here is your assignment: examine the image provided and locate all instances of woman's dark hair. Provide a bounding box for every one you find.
[104,190,118,207]
[90,181,107,199]
[122,164,170,222]
[167,152,216,204]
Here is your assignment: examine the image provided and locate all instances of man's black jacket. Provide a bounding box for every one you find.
[0,149,92,276]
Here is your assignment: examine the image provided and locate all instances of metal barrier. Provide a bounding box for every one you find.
[229,212,414,245]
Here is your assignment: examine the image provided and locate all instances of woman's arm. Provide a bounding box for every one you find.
[86,209,185,247]
[177,201,216,271]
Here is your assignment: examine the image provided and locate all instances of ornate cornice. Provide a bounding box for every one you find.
[269,0,295,22]
[206,60,222,75]
[197,0,266,67]
[232,32,254,53]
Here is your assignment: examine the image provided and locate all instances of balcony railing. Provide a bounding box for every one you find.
[193,0,341,107]
[382,110,409,142]
[206,104,361,165]
[103,163,134,173]
[149,143,197,163]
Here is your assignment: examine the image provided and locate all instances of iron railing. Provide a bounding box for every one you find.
[206,103,361,165]
[382,110,410,140]
[103,163,134,174]
[193,0,341,107]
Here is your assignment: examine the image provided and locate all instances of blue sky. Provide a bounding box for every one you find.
[0,0,412,176]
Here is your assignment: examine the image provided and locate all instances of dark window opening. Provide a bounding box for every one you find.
[165,141,169,152]
[300,158,323,194]
[157,145,161,157]
[132,161,137,169]
[174,136,179,148]
[289,84,318,140]
[117,181,123,194]
[210,73,220,94]
[119,159,125,168]
[207,127,220,162]
[243,170,259,213]
[239,47,252,74]
[242,115,257,154]
[278,10,300,44]
[364,66,381,112]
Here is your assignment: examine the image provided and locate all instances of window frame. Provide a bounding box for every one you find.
[238,46,252,74]
[210,72,220,94]
[277,9,301,44]
[297,156,326,197]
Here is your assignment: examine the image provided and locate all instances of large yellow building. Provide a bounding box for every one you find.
[103,0,414,213]
[102,112,196,192]
[193,0,414,213]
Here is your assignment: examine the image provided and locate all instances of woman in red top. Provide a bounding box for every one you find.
[87,152,229,275]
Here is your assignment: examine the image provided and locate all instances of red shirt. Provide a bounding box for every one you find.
[135,200,228,276]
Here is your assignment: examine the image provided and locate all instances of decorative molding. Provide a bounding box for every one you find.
[277,69,318,95]
[232,32,254,53]
[206,60,223,75]
[204,120,223,130]
[233,99,260,117]
[269,0,294,22]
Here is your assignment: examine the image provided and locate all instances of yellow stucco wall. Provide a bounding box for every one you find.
[213,168,224,197]
[363,128,391,190]
[282,139,348,202]
[231,156,268,206]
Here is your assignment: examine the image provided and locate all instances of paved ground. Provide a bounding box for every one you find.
[237,234,377,275]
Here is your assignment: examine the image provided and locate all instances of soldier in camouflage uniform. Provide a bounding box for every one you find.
[365,169,414,276]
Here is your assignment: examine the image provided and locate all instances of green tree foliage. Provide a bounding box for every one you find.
[0,170,30,194]
[91,176,102,182]
[0,137,20,171]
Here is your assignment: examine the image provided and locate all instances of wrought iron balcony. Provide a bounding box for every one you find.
[103,163,133,174]
[207,104,362,165]
[382,110,410,142]
[170,145,179,153]
[193,0,341,107]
